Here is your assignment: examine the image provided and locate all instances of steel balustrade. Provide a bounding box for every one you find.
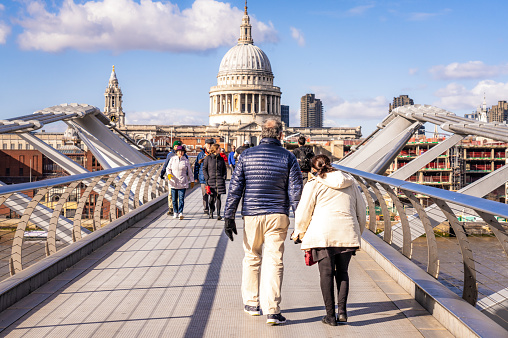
[0,160,167,279]
[334,164,508,306]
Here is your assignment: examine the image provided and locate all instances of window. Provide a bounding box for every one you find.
[18,144,22,150]
[2,144,6,149]
[19,168,23,176]
[10,144,15,150]
[5,168,10,176]
[25,144,30,150]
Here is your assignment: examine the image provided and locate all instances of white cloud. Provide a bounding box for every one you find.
[433,80,508,111]
[308,87,389,121]
[126,108,207,125]
[290,27,305,47]
[430,61,508,80]
[409,68,418,75]
[0,4,9,44]
[16,0,278,52]
[0,22,10,44]
[347,4,375,16]
[407,9,451,21]
[326,96,389,120]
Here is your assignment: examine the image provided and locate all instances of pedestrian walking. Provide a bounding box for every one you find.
[203,144,227,220]
[194,138,215,214]
[167,146,194,220]
[291,155,366,326]
[234,140,250,160]
[224,118,303,325]
[292,135,315,185]
[160,140,187,215]
[228,145,236,176]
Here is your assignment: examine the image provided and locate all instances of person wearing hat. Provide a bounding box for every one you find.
[161,140,187,215]
[234,140,250,160]
[166,145,194,220]
[194,138,215,214]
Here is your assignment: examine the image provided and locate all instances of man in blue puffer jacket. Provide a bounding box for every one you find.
[224,118,302,325]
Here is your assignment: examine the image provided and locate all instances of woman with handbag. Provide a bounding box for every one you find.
[291,155,366,326]
[203,143,227,220]
[166,145,194,220]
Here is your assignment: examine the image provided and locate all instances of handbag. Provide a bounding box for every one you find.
[205,185,212,195]
[305,250,316,266]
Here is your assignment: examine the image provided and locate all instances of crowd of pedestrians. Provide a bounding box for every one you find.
[161,118,366,327]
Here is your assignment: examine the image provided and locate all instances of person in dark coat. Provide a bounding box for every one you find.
[194,138,215,214]
[203,144,227,220]
[292,136,315,185]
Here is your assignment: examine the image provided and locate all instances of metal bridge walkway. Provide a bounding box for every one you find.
[0,189,451,337]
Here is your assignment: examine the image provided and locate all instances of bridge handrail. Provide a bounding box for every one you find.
[333,164,508,218]
[0,160,164,196]
[333,163,508,311]
[0,160,171,281]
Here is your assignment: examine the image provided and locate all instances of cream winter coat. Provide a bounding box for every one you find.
[166,155,193,189]
[292,171,367,250]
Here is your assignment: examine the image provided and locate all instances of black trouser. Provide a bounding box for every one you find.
[317,251,353,317]
[208,189,222,216]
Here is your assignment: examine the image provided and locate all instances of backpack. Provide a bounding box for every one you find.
[294,146,314,172]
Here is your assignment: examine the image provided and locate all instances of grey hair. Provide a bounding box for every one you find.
[261,118,283,139]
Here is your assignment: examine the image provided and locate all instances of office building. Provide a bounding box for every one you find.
[281,105,289,126]
[300,94,323,128]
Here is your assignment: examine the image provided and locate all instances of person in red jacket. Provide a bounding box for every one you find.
[219,148,228,164]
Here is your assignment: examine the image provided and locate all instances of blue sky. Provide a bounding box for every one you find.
[1,0,508,136]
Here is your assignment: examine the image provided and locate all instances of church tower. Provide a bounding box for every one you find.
[104,66,125,128]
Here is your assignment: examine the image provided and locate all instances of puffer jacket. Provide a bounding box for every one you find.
[166,155,193,189]
[224,138,303,218]
[203,153,227,195]
[292,171,367,250]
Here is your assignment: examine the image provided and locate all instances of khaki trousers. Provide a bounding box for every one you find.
[242,213,289,314]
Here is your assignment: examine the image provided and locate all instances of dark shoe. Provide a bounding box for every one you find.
[204,210,209,214]
[266,313,286,325]
[338,314,347,323]
[217,215,222,220]
[244,305,261,316]
[209,212,213,219]
[322,315,337,326]
[167,210,173,216]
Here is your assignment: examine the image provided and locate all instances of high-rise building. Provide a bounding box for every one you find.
[489,101,508,123]
[389,95,414,112]
[281,105,289,126]
[300,94,323,128]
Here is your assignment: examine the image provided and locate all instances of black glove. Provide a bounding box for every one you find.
[224,218,237,241]
[293,237,302,244]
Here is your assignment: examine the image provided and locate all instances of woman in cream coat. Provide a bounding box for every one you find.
[292,155,366,326]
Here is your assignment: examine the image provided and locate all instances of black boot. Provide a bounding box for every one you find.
[209,211,214,219]
[337,313,347,323]
[322,315,337,326]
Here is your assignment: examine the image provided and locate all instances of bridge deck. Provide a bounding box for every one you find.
[0,188,452,337]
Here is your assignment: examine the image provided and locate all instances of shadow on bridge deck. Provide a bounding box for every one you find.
[0,188,453,337]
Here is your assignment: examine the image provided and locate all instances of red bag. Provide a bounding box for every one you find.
[305,250,316,266]
[205,185,212,195]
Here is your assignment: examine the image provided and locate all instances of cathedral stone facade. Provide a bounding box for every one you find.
[104,3,361,150]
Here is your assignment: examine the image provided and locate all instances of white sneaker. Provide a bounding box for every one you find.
[173,213,178,219]
[179,213,184,220]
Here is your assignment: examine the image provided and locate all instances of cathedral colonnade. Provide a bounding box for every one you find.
[210,93,280,115]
